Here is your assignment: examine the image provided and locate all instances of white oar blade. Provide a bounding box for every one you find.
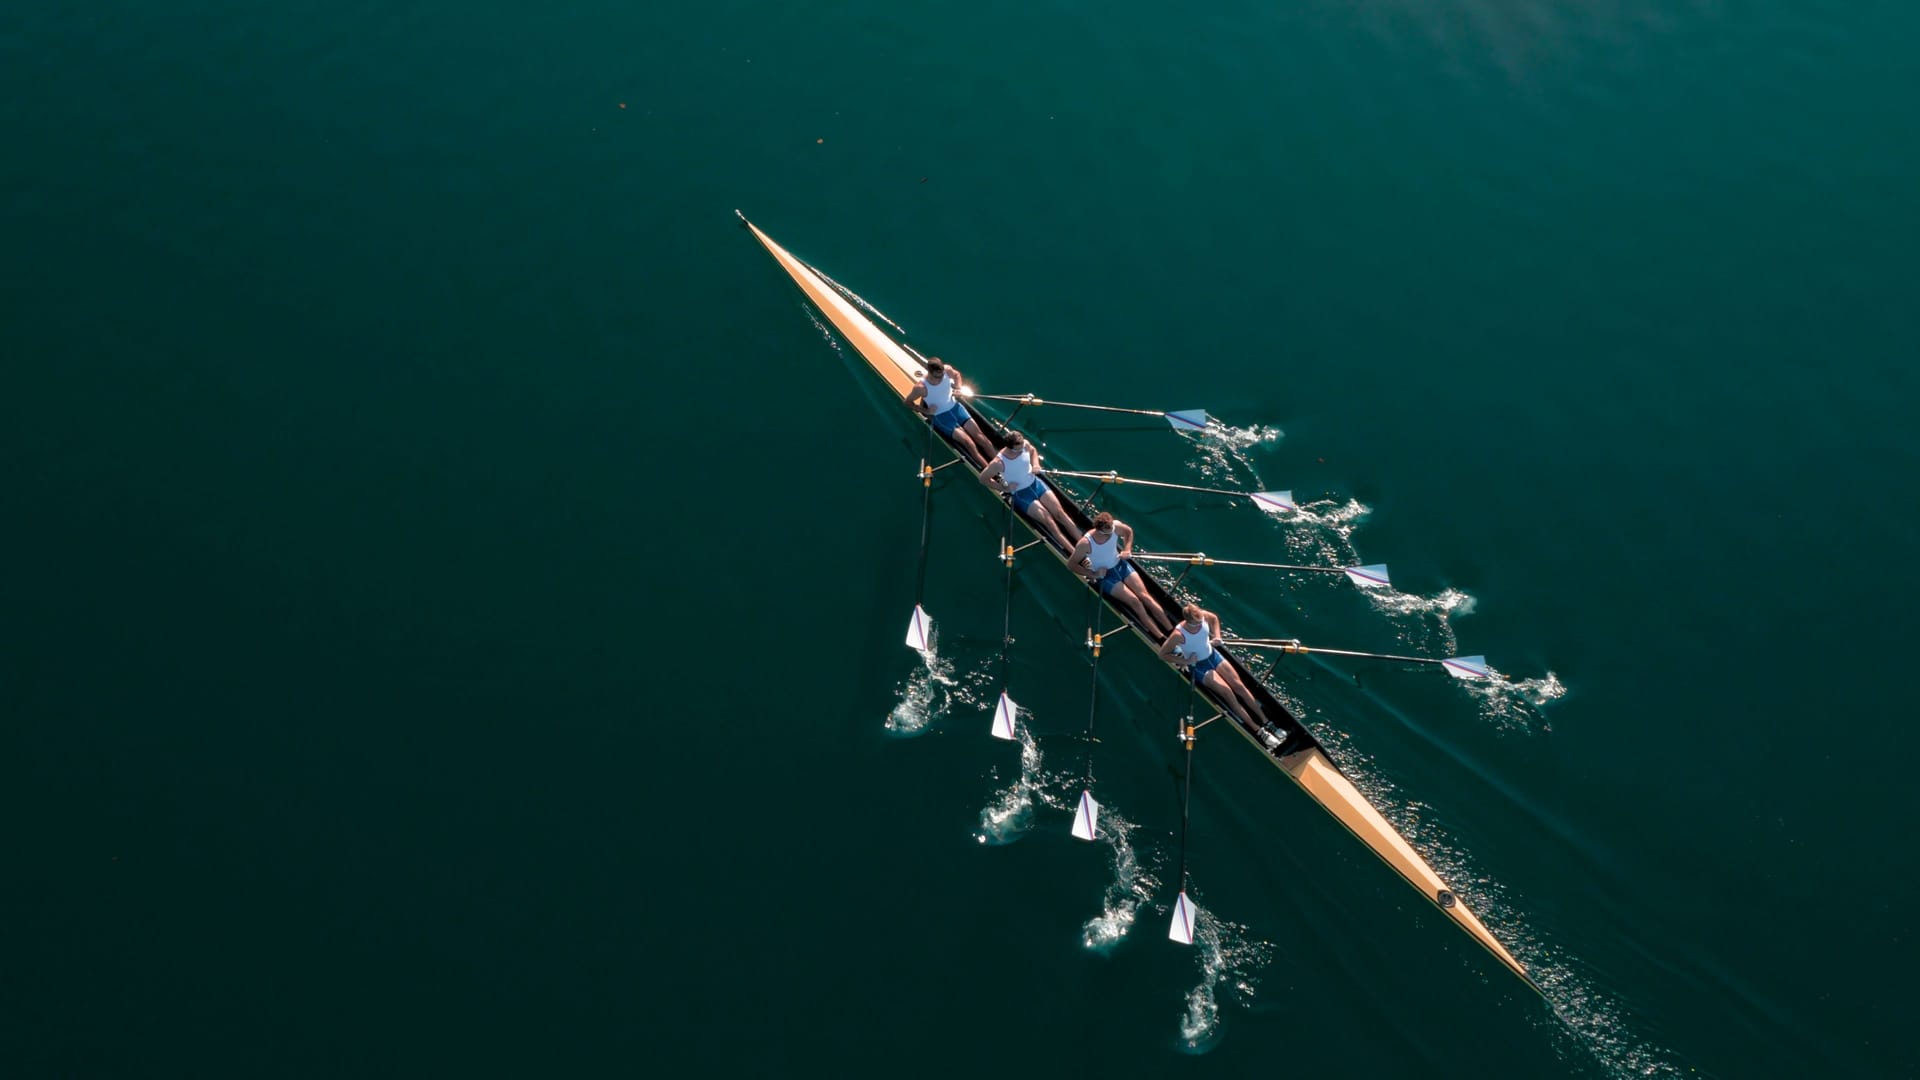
[1168,891,1198,945]
[905,605,933,652]
[1071,790,1100,841]
[990,691,1019,740]
[1344,564,1391,589]
[1251,490,1296,514]
[1165,409,1211,433]
[1443,655,1493,681]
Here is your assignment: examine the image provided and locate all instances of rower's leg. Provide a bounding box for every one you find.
[1204,672,1253,725]
[1124,577,1171,636]
[1045,499,1080,550]
[958,422,994,467]
[1219,667,1267,724]
[1028,497,1074,550]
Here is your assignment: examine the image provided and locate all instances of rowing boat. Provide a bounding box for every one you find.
[738,211,1537,992]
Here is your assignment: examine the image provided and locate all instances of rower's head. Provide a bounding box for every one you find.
[1002,431,1026,455]
[1092,511,1114,538]
[1182,603,1204,626]
[923,357,945,380]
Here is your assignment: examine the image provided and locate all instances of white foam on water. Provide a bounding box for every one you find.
[884,632,960,736]
[1180,420,1283,482]
[1369,585,1476,654]
[1463,669,1569,733]
[1173,905,1274,1055]
[974,713,1050,845]
[1080,806,1159,953]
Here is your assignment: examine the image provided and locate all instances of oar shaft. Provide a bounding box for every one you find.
[1225,639,1443,667]
[972,394,1166,419]
[1134,553,1345,574]
[1046,470,1244,500]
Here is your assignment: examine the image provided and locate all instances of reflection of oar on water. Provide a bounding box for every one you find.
[1046,469,1301,515]
[1134,551,1391,591]
[1224,638,1517,683]
[968,391,1212,434]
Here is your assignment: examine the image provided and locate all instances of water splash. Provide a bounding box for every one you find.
[974,713,1051,844]
[885,633,958,736]
[1464,669,1569,732]
[1368,586,1476,654]
[1080,806,1158,952]
[1174,905,1274,1054]
[1180,420,1283,481]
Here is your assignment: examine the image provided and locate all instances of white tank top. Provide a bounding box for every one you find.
[1176,621,1213,664]
[999,446,1035,489]
[1086,530,1121,572]
[923,371,955,411]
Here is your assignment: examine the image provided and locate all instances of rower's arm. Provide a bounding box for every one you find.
[1205,611,1223,645]
[979,456,1004,487]
[1116,522,1135,558]
[1069,536,1094,574]
[905,381,927,412]
[1156,628,1184,664]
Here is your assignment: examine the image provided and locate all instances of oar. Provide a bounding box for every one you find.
[1071,595,1104,841]
[990,505,1021,740]
[969,392,1211,434]
[1168,706,1200,945]
[1223,638,1514,682]
[904,426,936,652]
[1134,552,1391,590]
[1045,469,1298,514]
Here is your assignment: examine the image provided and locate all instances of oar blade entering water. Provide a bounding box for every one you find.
[905,605,932,652]
[1071,790,1100,841]
[1168,891,1198,944]
[1165,409,1211,433]
[1443,655,1493,680]
[1251,490,1296,514]
[1344,563,1391,589]
[991,691,1019,740]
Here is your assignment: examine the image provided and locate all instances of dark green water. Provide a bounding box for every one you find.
[7,1,1918,1075]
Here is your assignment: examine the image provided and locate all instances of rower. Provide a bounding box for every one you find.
[1070,511,1174,637]
[1157,603,1268,728]
[905,356,995,467]
[978,430,1079,552]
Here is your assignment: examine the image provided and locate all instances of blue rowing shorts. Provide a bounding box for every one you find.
[1096,561,1136,596]
[1188,651,1225,685]
[1010,479,1048,514]
[930,403,971,437]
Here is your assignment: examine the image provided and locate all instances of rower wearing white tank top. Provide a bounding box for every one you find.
[1156,603,1269,728]
[978,430,1080,552]
[904,357,995,467]
[1069,512,1173,637]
